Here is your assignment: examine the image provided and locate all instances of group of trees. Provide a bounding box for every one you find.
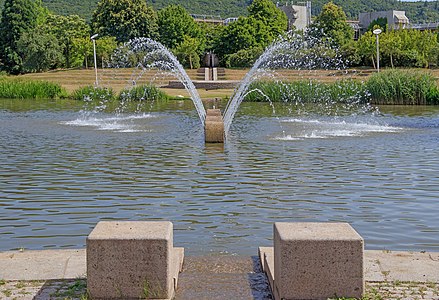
[0,0,118,74]
[0,0,438,74]
[356,28,438,68]
[0,0,287,73]
[307,2,439,69]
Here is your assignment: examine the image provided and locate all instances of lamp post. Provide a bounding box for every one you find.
[91,34,99,86]
[373,28,382,72]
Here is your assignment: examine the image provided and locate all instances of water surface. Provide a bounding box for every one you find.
[1,99,438,255]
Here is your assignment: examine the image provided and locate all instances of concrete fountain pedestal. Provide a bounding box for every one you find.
[204,109,225,143]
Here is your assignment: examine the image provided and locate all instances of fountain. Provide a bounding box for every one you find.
[101,32,359,143]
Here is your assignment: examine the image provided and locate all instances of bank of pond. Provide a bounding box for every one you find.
[1,69,438,105]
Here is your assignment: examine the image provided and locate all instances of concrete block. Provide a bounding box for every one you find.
[87,221,184,300]
[272,222,364,300]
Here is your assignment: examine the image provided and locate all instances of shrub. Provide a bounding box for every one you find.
[0,78,67,99]
[225,47,264,68]
[366,69,439,105]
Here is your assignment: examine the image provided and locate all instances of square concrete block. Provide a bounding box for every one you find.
[87,221,183,300]
[274,222,364,300]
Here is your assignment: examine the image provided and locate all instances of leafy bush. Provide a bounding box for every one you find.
[0,78,67,99]
[366,69,439,105]
[225,47,264,68]
[119,84,168,102]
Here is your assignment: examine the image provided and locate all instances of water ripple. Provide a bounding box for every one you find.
[1,102,439,254]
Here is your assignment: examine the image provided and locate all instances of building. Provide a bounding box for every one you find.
[277,1,311,31]
[410,22,439,31]
[347,20,360,40]
[359,10,409,33]
[224,17,239,25]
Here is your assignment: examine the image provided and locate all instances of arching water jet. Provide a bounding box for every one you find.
[222,31,348,137]
[108,38,207,125]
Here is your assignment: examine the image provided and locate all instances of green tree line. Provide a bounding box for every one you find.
[1,0,438,74]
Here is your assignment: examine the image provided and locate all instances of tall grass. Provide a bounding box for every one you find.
[244,80,368,104]
[0,78,67,99]
[72,85,115,101]
[71,84,169,113]
[119,84,168,102]
[366,69,439,105]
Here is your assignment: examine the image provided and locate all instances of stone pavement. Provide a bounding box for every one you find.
[0,249,438,299]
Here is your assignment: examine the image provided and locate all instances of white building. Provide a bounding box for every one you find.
[277,1,311,31]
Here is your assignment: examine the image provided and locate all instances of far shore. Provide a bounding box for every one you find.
[16,67,439,99]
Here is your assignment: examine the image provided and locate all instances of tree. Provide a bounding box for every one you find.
[17,27,64,72]
[44,14,90,68]
[214,16,263,59]
[247,0,288,42]
[310,2,353,47]
[380,30,402,68]
[72,36,117,68]
[158,5,203,52]
[367,17,387,32]
[72,37,93,69]
[34,0,50,25]
[211,0,287,64]
[174,35,201,69]
[96,36,119,66]
[92,0,158,43]
[0,0,38,73]
[356,31,376,68]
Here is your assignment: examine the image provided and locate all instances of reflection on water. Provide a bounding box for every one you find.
[0,99,439,255]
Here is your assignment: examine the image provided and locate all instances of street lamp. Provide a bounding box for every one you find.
[373,28,382,72]
[91,34,99,86]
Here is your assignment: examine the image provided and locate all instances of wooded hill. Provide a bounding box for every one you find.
[0,0,438,23]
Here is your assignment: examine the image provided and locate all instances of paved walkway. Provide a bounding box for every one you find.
[0,249,438,299]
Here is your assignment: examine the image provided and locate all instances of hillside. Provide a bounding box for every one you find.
[0,0,438,23]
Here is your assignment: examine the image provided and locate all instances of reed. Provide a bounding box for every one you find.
[119,84,169,102]
[244,80,368,104]
[366,69,439,105]
[0,78,67,99]
[72,85,115,101]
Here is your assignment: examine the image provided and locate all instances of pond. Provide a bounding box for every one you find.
[0,99,438,255]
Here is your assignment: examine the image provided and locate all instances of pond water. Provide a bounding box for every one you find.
[1,99,438,255]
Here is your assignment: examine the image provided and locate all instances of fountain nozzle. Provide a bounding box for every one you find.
[204,109,225,143]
